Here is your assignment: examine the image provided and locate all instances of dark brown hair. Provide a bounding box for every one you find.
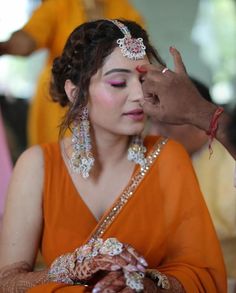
[50,19,165,136]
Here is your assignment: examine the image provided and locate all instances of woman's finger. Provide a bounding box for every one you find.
[92,271,125,293]
[123,244,148,267]
[119,287,134,293]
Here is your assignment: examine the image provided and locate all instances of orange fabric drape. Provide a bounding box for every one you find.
[22,0,144,145]
[28,136,227,292]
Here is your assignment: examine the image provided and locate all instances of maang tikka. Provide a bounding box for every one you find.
[109,19,146,60]
[70,106,94,179]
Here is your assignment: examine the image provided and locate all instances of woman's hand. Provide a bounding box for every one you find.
[92,272,158,293]
[49,238,147,285]
[92,271,133,293]
[73,241,147,281]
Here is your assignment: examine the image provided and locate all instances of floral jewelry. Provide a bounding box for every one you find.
[127,135,147,169]
[109,19,146,60]
[75,237,123,264]
[124,271,145,292]
[145,269,171,290]
[48,238,124,285]
[70,106,94,179]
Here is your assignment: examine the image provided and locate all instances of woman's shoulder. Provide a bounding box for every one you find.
[15,142,60,170]
[16,145,44,167]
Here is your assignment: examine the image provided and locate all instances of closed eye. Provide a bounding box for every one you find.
[110,82,126,88]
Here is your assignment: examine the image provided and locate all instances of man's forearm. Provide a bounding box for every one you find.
[190,101,236,159]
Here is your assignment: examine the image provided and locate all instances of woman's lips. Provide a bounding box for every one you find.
[123,109,144,121]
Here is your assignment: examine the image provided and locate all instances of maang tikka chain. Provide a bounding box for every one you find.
[109,19,146,61]
[70,107,94,179]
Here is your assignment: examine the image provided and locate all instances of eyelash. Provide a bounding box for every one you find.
[110,77,144,88]
[111,82,126,88]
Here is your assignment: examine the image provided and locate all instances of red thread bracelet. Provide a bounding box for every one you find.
[206,106,224,157]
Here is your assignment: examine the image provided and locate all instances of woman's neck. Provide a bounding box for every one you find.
[91,131,131,167]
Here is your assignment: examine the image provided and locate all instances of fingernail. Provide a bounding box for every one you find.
[92,288,101,293]
[170,46,179,54]
[139,257,148,266]
[137,264,146,272]
[111,264,121,271]
[125,264,138,272]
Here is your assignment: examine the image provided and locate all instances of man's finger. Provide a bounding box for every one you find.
[137,63,162,73]
[169,46,186,74]
[142,101,160,117]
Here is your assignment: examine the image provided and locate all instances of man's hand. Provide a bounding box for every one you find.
[140,47,210,126]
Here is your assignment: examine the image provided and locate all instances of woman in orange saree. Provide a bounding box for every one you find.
[28,136,226,292]
[0,19,226,292]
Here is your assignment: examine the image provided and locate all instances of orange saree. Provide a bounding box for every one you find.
[28,136,227,292]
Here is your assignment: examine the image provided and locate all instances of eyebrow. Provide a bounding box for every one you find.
[104,68,131,76]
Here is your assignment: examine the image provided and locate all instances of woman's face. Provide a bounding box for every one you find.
[88,47,149,137]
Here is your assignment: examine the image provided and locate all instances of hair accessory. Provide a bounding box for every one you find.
[206,106,224,158]
[161,67,169,74]
[127,135,147,169]
[146,269,170,290]
[110,19,146,60]
[70,106,94,179]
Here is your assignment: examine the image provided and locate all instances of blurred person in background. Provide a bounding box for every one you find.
[0,0,143,146]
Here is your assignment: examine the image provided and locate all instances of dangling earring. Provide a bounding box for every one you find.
[127,135,147,169]
[69,106,94,179]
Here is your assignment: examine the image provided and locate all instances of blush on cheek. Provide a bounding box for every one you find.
[92,93,115,108]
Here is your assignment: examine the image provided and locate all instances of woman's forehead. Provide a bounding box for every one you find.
[101,47,150,73]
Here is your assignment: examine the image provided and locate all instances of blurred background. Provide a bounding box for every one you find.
[0,0,235,161]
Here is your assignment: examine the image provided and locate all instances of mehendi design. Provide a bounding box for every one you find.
[0,261,48,293]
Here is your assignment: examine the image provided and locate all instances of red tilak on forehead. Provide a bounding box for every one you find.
[136,66,147,73]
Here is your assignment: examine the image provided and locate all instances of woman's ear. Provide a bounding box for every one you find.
[64,79,78,103]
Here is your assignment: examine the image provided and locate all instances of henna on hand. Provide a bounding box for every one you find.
[0,261,48,293]
[49,238,148,285]
[92,271,126,292]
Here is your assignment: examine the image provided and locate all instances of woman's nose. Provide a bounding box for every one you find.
[129,81,144,103]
